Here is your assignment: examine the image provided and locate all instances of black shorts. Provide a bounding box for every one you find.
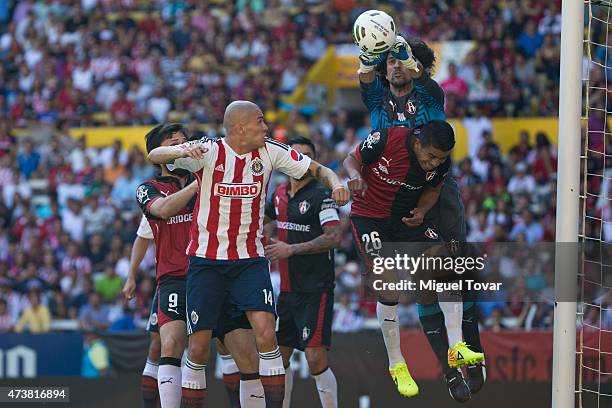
[147,288,159,333]
[276,291,334,351]
[350,216,441,275]
[425,177,466,243]
[157,275,187,328]
[212,300,252,342]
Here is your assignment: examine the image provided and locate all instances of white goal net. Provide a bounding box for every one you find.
[578,1,612,406]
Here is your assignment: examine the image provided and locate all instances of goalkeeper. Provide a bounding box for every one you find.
[356,35,486,399]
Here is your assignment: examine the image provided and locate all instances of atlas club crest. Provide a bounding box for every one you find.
[299,200,310,214]
[406,100,417,115]
[425,171,436,181]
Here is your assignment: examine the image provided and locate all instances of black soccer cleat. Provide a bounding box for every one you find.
[467,363,486,394]
[445,369,471,403]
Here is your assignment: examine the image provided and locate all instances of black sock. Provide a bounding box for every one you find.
[419,311,452,374]
[141,375,159,408]
[462,303,484,354]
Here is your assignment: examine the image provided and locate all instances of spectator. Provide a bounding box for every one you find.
[484,307,510,332]
[300,28,327,62]
[2,171,32,209]
[517,20,543,58]
[60,242,92,275]
[81,331,110,378]
[14,288,51,333]
[84,233,107,273]
[95,264,124,302]
[17,139,41,179]
[82,195,111,238]
[110,167,140,210]
[0,298,14,332]
[110,88,136,125]
[146,87,171,123]
[48,287,69,319]
[332,293,363,333]
[507,162,536,198]
[510,209,544,244]
[509,131,532,161]
[108,297,136,332]
[61,199,86,242]
[441,62,468,99]
[78,292,110,331]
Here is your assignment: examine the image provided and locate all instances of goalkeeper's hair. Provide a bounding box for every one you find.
[376,35,436,77]
[417,120,455,152]
[286,135,317,158]
[145,123,189,153]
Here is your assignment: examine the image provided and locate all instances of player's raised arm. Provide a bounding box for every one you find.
[344,151,367,197]
[303,160,350,206]
[389,35,420,74]
[146,180,198,220]
[358,51,387,84]
[147,140,208,165]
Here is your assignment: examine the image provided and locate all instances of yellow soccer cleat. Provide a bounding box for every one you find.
[448,341,485,368]
[389,362,419,397]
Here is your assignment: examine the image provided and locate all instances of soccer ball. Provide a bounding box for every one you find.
[352,10,396,54]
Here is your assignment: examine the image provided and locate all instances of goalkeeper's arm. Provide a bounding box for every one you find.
[358,51,387,84]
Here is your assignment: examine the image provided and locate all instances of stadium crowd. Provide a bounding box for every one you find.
[0,0,609,336]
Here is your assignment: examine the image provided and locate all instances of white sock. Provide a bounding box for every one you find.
[282,365,293,408]
[143,358,159,379]
[438,291,464,348]
[240,375,266,408]
[220,354,239,375]
[259,347,285,376]
[158,358,182,408]
[182,358,206,390]
[376,302,405,367]
[313,368,338,408]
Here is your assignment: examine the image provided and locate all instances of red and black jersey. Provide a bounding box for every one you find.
[266,180,340,293]
[351,126,450,219]
[136,175,195,282]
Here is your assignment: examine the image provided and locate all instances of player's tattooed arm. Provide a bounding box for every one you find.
[402,183,443,227]
[291,223,342,255]
[305,160,350,206]
[148,181,198,220]
[148,141,208,164]
[264,223,342,260]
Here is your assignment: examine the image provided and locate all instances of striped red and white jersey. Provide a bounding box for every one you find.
[174,137,311,260]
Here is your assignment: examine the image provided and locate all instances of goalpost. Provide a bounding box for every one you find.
[556,2,612,407]
[552,1,583,408]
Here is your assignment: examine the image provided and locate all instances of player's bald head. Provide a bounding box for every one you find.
[223,100,261,131]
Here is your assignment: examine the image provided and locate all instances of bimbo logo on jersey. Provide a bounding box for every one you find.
[214,182,261,198]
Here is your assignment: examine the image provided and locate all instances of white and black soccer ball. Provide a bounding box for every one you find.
[352,10,396,54]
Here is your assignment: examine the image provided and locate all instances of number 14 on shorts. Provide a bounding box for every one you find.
[263,289,274,306]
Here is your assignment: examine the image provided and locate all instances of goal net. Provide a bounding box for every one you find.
[578,1,612,406]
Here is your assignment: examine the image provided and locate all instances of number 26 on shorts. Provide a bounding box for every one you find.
[361,231,382,256]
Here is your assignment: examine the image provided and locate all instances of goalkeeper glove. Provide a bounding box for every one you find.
[390,35,420,72]
[358,50,388,74]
